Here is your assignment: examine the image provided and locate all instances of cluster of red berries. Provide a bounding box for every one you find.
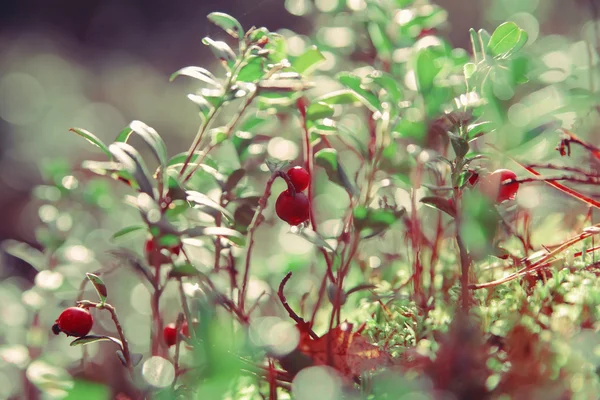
[52,307,94,337]
[275,166,311,226]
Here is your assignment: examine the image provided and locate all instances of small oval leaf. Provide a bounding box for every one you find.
[86,273,107,303]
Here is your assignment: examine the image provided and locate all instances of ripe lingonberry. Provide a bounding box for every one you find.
[479,169,519,203]
[275,190,310,226]
[164,321,193,347]
[52,307,93,337]
[287,166,310,192]
[467,170,479,186]
[163,323,178,347]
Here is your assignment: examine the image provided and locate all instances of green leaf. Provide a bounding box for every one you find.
[168,263,203,278]
[111,225,145,240]
[86,273,107,303]
[207,12,244,39]
[1,240,46,271]
[370,71,402,103]
[463,63,476,80]
[183,226,246,246]
[314,148,358,196]
[314,90,361,106]
[414,48,441,93]
[367,22,393,60]
[504,29,529,57]
[420,196,456,218]
[292,46,326,75]
[337,73,381,112]
[306,102,335,121]
[469,28,483,63]
[169,66,220,87]
[224,169,245,192]
[114,126,133,143]
[488,22,522,57]
[187,94,213,121]
[202,37,237,68]
[292,229,334,253]
[186,191,234,223]
[69,128,112,158]
[353,206,404,238]
[70,335,123,349]
[448,133,469,158]
[235,57,264,82]
[309,120,337,135]
[467,121,494,140]
[129,120,168,169]
[109,142,155,198]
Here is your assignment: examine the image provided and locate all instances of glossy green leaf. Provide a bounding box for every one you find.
[315,90,361,106]
[292,228,334,253]
[111,226,146,240]
[183,226,245,246]
[86,273,107,303]
[129,120,168,168]
[169,66,220,87]
[69,128,112,158]
[353,206,405,238]
[314,148,358,196]
[420,196,456,218]
[70,335,123,349]
[115,126,133,143]
[292,46,326,75]
[207,12,244,39]
[370,71,402,103]
[109,142,155,198]
[224,169,245,192]
[168,263,203,278]
[367,22,393,60]
[306,102,335,121]
[186,191,234,223]
[187,94,213,121]
[236,57,264,82]
[202,37,237,67]
[337,73,381,112]
[488,22,522,57]
[414,48,441,93]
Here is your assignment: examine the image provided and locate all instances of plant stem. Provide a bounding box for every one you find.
[239,171,286,312]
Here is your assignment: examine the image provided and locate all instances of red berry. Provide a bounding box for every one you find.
[479,169,519,203]
[181,321,190,337]
[468,170,479,186]
[145,239,155,253]
[287,166,310,192]
[276,190,310,226]
[163,323,177,347]
[170,245,181,256]
[53,307,93,337]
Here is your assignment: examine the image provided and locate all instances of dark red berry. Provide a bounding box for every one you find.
[163,323,177,347]
[468,170,479,186]
[53,307,93,337]
[275,190,310,226]
[478,169,519,203]
[287,166,310,192]
[145,239,155,253]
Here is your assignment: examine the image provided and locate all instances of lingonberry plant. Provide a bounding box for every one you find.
[3,1,600,399]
